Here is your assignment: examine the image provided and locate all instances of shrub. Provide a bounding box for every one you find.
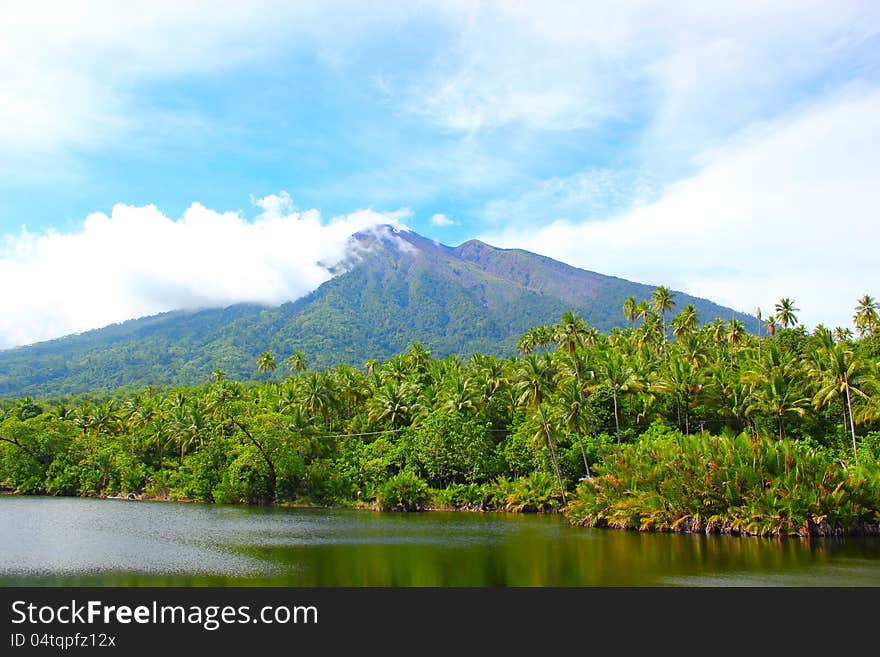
[565,429,880,536]
[375,471,429,511]
[212,446,272,504]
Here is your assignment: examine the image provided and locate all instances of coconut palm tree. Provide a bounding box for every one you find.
[809,340,872,464]
[727,318,746,365]
[514,352,567,504]
[853,295,879,337]
[594,348,643,444]
[367,380,417,429]
[298,370,338,428]
[622,296,637,327]
[287,350,308,376]
[742,342,809,439]
[653,356,704,434]
[774,298,800,329]
[672,303,699,337]
[439,372,479,415]
[651,285,676,348]
[518,325,554,355]
[554,377,592,478]
[257,351,277,377]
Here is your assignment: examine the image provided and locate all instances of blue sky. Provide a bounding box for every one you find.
[1,1,879,348]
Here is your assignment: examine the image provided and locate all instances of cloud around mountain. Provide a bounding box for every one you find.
[0,195,405,349]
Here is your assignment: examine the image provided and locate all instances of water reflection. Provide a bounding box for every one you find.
[1,497,878,586]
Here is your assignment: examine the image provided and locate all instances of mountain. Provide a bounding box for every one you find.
[0,225,754,398]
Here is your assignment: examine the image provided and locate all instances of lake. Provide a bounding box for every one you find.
[2,496,879,586]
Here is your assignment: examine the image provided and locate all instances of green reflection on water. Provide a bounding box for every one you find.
[2,497,879,586]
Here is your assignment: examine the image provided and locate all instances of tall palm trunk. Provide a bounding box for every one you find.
[612,386,621,444]
[577,436,591,479]
[570,354,591,477]
[844,372,859,465]
[538,404,567,505]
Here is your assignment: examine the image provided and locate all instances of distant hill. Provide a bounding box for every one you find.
[0,225,754,398]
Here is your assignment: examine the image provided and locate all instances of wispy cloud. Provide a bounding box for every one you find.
[429,213,456,227]
[0,194,401,349]
[480,169,659,227]
[480,86,880,330]
[409,1,878,144]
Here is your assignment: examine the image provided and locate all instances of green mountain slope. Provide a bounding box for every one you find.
[0,225,755,398]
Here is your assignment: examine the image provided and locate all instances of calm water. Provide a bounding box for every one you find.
[2,496,879,586]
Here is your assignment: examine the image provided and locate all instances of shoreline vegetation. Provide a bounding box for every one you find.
[2,293,880,538]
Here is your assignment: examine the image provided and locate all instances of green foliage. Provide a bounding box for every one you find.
[429,483,488,510]
[213,445,272,504]
[375,470,430,511]
[1,288,878,539]
[497,417,546,478]
[335,436,402,497]
[488,472,564,512]
[565,429,880,536]
[401,410,497,487]
[178,441,229,502]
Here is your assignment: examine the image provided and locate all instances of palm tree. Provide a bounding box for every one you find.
[709,318,726,350]
[555,311,588,356]
[287,350,308,375]
[774,298,800,329]
[514,353,567,505]
[555,377,592,478]
[622,296,637,327]
[257,351,277,377]
[705,361,752,433]
[727,318,746,365]
[653,357,704,434]
[675,333,708,368]
[403,341,432,374]
[333,363,368,421]
[518,325,554,355]
[367,380,416,429]
[635,300,650,324]
[439,372,479,414]
[809,341,872,464]
[298,370,337,428]
[594,348,643,444]
[651,285,676,347]
[853,295,879,337]
[671,303,699,337]
[742,342,809,439]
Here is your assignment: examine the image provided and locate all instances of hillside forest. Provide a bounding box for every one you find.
[2,290,880,537]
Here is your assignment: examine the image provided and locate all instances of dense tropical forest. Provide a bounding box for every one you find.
[2,289,879,537]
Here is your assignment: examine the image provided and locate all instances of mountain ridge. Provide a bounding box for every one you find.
[0,225,755,398]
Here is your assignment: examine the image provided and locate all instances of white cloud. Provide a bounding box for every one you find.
[479,86,880,331]
[429,213,456,227]
[409,0,879,148]
[0,194,403,349]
